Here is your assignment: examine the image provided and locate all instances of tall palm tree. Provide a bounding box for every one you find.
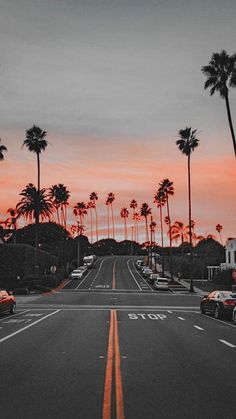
[107,192,115,239]
[105,197,110,238]
[120,207,129,240]
[49,184,70,229]
[73,202,87,232]
[133,212,141,242]
[176,127,199,291]
[87,200,95,243]
[202,50,236,157]
[140,203,152,243]
[90,192,99,242]
[159,179,174,280]
[23,125,48,191]
[216,223,223,245]
[130,199,137,239]
[0,139,7,161]
[16,183,54,223]
[154,189,166,276]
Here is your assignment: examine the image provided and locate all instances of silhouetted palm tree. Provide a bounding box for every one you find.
[170,221,189,244]
[140,203,152,242]
[154,189,166,275]
[176,127,199,291]
[133,212,141,242]
[87,200,95,243]
[107,192,115,239]
[49,184,70,229]
[130,199,137,239]
[202,50,236,157]
[120,207,129,240]
[159,179,174,280]
[90,192,99,241]
[0,139,7,161]
[73,202,87,233]
[216,223,223,245]
[105,197,110,238]
[16,183,54,223]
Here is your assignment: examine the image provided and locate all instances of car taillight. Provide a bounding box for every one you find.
[224,300,236,306]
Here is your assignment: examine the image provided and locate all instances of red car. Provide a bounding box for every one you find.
[0,290,16,315]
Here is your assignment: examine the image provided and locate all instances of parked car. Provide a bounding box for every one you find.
[0,290,16,315]
[142,268,153,278]
[153,278,169,290]
[135,260,144,269]
[200,291,236,319]
[232,306,236,323]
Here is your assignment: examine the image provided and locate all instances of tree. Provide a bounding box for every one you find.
[133,212,141,242]
[106,192,115,239]
[176,127,199,291]
[73,202,87,232]
[16,183,54,223]
[158,179,174,280]
[90,192,99,242]
[0,139,7,161]
[170,221,189,244]
[140,203,152,243]
[87,200,95,243]
[130,199,138,240]
[154,189,166,276]
[216,224,223,245]
[120,207,129,240]
[49,184,70,229]
[202,50,236,157]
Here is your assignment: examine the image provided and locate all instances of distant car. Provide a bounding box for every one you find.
[153,278,169,290]
[200,291,236,319]
[142,268,153,278]
[0,290,16,315]
[135,260,144,269]
[70,267,87,280]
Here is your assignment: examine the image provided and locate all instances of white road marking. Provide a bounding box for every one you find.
[129,260,153,291]
[219,339,236,348]
[0,309,60,343]
[88,259,106,290]
[168,310,173,313]
[178,317,185,321]
[126,259,142,290]
[0,310,30,322]
[194,325,204,331]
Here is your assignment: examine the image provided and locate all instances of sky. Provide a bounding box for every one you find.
[0,0,235,244]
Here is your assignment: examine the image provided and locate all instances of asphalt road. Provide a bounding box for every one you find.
[1,256,236,419]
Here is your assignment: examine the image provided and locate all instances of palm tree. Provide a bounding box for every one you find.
[87,200,95,243]
[49,184,70,229]
[216,223,223,245]
[130,199,137,239]
[107,192,115,239]
[176,127,199,291]
[154,189,166,276]
[133,212,141,242]
[120,207,129,240]
[0,139,7,160]
[170,221,189,244]
[73,202,87,231]
[16,183,54,223]
[90,192,99,242]
[202,50,236,157]
[105,197,110,238]
[140,203,152,243]
[23,125,48,191]
[159,179,174,280]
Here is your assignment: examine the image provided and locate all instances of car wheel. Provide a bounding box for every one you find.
[233,311,236,323]
[200,304,205,314]
[10,302,16,314]
[214,305,220,319]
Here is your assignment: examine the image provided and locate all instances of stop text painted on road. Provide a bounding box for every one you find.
[128,313,167,320]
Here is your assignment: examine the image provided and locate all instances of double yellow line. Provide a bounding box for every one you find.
[102,309,125,419]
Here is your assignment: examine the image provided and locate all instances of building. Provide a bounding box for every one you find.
[220,238,236,270]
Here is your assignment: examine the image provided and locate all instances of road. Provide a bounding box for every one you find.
[1,256,236,419]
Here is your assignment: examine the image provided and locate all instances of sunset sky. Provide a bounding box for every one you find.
[0,0,235,244]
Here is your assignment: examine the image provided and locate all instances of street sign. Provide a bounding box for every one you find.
[232,269,236,281]
[50,265,57,274]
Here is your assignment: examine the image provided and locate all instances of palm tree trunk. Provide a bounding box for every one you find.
[159,205,165,276]
[136,221,139,243]
[64,204,67,230]
[95,206,98,242]
[225,94,236,157]
[90,207,93,243]
[107,206,110,238]
[188,154,194,292]
[145,217,149,242]
[166,198,173,281]
[111,204,115,239]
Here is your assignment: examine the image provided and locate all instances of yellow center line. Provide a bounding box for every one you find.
[112,260,117,289]
[114,310,125,419]
[102,309,125,419]
[102,310,114,419]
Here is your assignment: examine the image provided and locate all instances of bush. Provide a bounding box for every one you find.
[56,268,69,280]
[41,274,60,288]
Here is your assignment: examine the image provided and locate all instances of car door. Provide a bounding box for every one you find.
[204,292,215,312]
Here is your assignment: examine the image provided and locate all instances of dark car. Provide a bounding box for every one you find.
[200,290,236,319]
[0,290,16,315]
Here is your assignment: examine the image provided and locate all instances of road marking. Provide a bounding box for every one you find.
[112,260,117,289]
[0,309,60,343]
[178,317,185,321]
[128,313,167,320]
[103,310,114,419]
[88,259,106,290]
[219,339,236,348]
[103,310,125,419]
[131,260,153,291]
[194,325,204,331]
[168,310,173,313]
[114,310,125,419]
[0,310,30,322]
[126,259,142,290]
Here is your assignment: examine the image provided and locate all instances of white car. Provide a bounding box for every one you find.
[142,268,153,278]
[153,278,169,290]
[70,268,86,280]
